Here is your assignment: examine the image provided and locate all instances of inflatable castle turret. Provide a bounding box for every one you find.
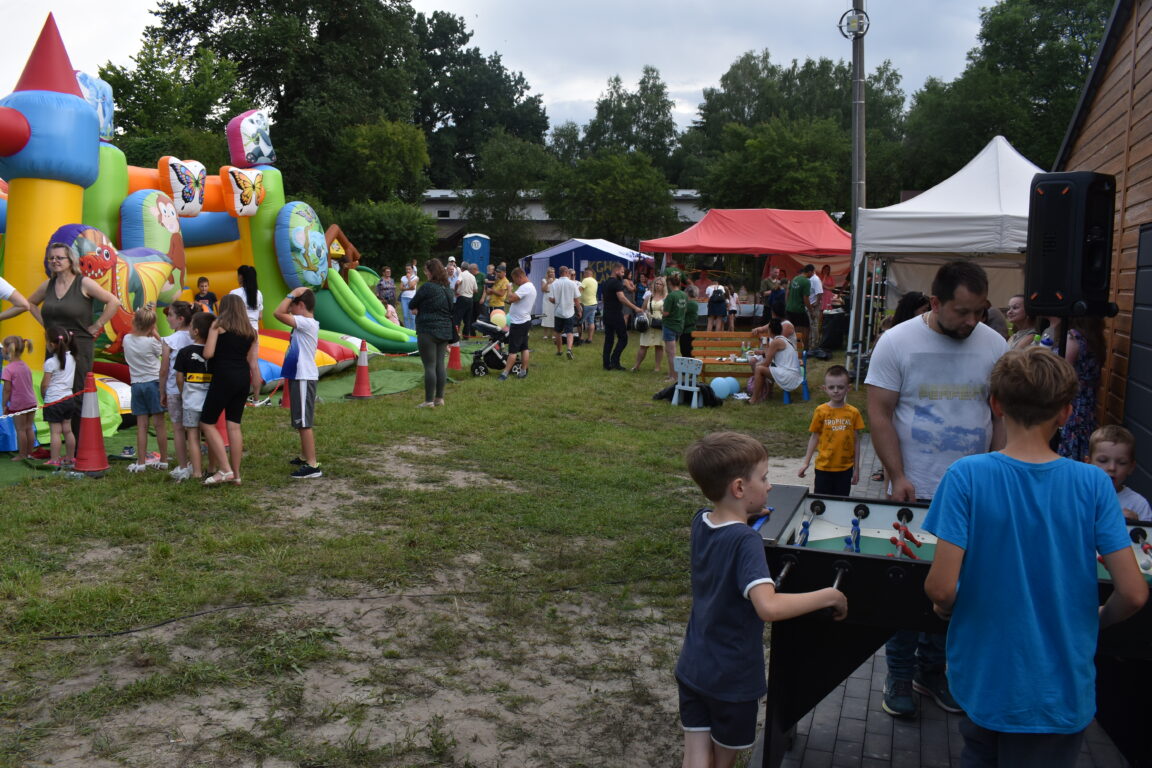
[0,14,100,348]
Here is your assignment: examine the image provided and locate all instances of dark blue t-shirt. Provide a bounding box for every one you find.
[676,508,775,702]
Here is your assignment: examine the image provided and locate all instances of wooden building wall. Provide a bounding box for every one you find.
[1062,1,1152,426]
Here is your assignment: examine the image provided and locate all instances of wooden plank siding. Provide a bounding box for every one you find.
[1062,1,1152,426]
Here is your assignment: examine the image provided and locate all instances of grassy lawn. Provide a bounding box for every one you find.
[0,333,866,767]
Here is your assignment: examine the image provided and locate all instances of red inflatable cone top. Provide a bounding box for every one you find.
[347,340,373,398]
[73,372,109,472]
[448,332,462,371]
[15,15,83,97]
[281,378,292,408]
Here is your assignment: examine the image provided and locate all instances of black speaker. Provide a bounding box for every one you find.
[1024,171,1117,317]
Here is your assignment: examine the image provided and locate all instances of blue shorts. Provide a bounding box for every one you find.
[678,680,759,750]
[131,381,163,415]
[582,304,598,325]
[662,327,680,343]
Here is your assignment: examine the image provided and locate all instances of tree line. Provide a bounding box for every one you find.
[99,0,1112,269]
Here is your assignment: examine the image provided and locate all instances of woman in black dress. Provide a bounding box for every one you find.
[200,294,261,485]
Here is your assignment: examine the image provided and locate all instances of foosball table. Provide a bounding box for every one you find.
[755,485,1152,768]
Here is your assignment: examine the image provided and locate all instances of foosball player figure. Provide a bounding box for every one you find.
[924,348,1147,766]
[1087,424,1152,522]
[677,431,847,768]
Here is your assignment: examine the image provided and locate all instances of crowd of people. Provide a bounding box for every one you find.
[675,260,1145,768]
[0,252,321,483]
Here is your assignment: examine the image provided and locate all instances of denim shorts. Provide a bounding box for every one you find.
[131,381,163,415]
[582,304,598,325]
[662,327,680,343]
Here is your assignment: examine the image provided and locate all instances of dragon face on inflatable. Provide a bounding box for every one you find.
[56,226,174,356]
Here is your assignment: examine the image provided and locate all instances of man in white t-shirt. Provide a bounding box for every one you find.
[499,267,537,381]
[808,266,824,340]
[866,260,1007,720]
[549,266,582,359]
[454,262,477,337]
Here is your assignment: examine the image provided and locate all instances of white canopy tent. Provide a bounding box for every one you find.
[850,136,1043,357]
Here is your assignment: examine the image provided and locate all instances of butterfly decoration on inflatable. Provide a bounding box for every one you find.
[222,166,265,216]
[160,157,207,217]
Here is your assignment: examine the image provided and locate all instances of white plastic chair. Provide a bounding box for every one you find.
[672,356,704,408]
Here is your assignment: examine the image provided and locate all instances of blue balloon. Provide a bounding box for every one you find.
[710,378,730,399]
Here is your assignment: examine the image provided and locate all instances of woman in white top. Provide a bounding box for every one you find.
[539,267,556,339]
[749,317,802,404]
[631,276,667,372]
[400,264,419,330]
[229,265,263,332]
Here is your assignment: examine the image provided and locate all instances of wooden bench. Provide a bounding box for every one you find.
[690,330,759,380]
[690,330,811,402]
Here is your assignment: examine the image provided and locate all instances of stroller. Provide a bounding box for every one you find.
[470,319,523,377]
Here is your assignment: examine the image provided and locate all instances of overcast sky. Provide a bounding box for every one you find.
[3,1,992,131]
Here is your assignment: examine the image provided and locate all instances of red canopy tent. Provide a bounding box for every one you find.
[638,209,852,280]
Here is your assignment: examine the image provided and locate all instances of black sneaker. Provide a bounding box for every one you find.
[291,464,322,479]
[882,676,918,718]
[913,669,963,713]
[289,456,306,466]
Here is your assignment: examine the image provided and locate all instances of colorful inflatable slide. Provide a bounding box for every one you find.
[0,16,417,437]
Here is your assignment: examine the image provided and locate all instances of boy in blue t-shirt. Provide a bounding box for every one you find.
[924,347,1147,765]
[677,432,846,768]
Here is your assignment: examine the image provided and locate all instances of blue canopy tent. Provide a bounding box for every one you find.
[518,238,654,315]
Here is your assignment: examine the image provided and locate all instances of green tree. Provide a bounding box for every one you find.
[337,200,437,272]
[544,151,679,248]
[99,34,243,168]
[583,67,678,172]
[547,121,583,167]
[151,0,419,199]
[462,130,555,262]
[903,0,1111,187]
[698,118,851,212]
[679,50,905,204]
[412,11,548,188]
[339,119,430,205]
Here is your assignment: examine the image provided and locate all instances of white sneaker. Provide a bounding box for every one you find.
[127,463,147,473]
[169,465,191,481]
[148,460,169,470]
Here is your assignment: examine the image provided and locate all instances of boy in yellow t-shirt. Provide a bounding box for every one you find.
[799,365,865,496]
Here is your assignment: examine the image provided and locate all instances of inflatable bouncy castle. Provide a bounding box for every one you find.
[0,16,416,438]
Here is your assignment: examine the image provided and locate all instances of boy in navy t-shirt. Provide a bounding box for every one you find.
[924,348,1147,765]
[677,432,846,767]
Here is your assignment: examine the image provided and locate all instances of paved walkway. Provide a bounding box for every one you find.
[752,434,1127,767]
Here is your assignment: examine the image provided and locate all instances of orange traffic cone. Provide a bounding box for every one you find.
[346,340,373,398]
[448,330,462,371]
[73,372,109,475]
